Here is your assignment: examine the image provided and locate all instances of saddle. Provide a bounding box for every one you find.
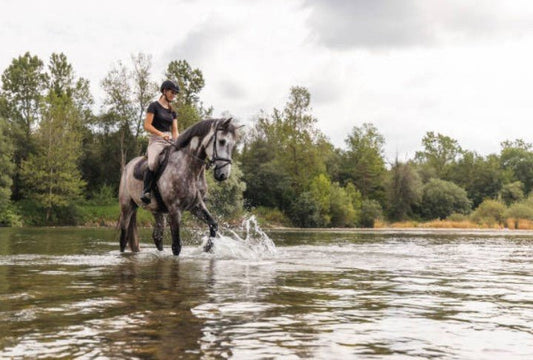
[133,146,173,212]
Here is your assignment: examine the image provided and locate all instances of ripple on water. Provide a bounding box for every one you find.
[1,227,532,359]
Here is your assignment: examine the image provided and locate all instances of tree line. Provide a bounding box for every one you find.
[1,51,533,227]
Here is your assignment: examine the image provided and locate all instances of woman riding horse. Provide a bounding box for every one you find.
[141,80,180,204]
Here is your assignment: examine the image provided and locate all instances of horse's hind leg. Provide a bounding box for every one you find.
[152,212,165,251]
[119,200,139,252]
[119,205,131,252]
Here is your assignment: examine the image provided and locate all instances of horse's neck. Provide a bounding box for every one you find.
[170,144,207,175]
[169,124,215,173]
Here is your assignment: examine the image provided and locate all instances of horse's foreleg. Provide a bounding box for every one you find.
[168,208,182,256]
[191,203,217,252]
[152,212,165,251]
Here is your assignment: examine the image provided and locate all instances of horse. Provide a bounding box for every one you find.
[118,118,238,256]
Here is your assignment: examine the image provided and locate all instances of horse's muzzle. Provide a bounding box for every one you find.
[214,171,227,181]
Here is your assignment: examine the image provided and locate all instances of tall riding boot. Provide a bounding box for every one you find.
[140,170,155,204]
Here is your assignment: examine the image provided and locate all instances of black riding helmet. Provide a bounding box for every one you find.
[160,80,180,93]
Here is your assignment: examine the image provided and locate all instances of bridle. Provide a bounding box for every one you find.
[205,125,233,171]
[167,123,233,171]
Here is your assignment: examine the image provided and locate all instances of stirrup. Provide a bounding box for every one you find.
[140,192,151,204]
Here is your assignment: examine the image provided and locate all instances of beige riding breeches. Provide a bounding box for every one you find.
[147,132,171,172]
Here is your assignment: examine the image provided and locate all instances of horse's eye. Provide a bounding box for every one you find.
[219,139,226,146]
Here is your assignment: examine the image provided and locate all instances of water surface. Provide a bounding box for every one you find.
[0,225,532,359]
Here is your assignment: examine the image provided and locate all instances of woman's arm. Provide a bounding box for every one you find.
[144,112,170,140]
[172,119,179,140]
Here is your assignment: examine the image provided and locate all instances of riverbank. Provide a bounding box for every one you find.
[9,202,533,230]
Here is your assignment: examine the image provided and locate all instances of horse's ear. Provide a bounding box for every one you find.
[221,117,232,129]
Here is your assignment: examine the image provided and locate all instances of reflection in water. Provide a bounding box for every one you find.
[0,227,532,359]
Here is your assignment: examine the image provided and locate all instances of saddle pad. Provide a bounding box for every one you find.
[133,157,148,181]
[133,146,173,181]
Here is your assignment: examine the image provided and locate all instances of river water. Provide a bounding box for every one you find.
[0,221,532,359]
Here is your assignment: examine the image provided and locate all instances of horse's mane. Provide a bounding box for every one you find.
[173,118,236,150]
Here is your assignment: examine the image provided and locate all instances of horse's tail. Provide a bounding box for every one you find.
[118,162,140,252]
[119,202,140,252]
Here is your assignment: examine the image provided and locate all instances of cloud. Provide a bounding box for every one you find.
[302,0,533,50]
[215,80,247,99]
[164,19,236,65]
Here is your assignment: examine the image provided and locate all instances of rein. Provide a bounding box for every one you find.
[166,124,232,171]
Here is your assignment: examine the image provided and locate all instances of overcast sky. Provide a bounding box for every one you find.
[2,0,533,161]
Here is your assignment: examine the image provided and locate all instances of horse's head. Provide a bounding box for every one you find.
[207,118,239,182]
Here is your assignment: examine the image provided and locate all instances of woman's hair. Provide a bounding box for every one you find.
[160,93,174,113]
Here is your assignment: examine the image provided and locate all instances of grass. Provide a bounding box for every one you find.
[375,218,533,230]
[14,199,533,231]
[77,203,154,227]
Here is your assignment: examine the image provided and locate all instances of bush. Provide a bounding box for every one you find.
[289,191,323,227]
[16,199,82,226]
[0,205,22,227]
[420,179,471,220]
[471,199,506,225]
[499,181,524,206]
[447,213,469,222]
[329,183,357,227]
[206,161,246,220]
[87,184,117,205]
[359,199,383,228]
[504,202,533,220]
[306,175,359,227]
[252,207,291,227]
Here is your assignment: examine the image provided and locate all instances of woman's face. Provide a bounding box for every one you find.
[165,89,177,100]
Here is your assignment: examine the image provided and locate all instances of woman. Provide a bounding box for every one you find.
[140,80,180,204]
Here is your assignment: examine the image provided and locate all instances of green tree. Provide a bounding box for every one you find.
[0,117,16,225]
[1,52,49,199]
[1,52,48,140]
[240,135,291,209]
[448,151,503,208]
[386,160,422,221]
[500,139,533,195]
[48,53,94,123]
[240,87,328,224]
[340,123,386,201]
[275,87,327,193]
[415,132,463,180]
[131,53,157,145]
[419,178,471,220]
[165,59,205,107]
[101,60,136,170]
[165,59,210,131]
[20,93,85,222]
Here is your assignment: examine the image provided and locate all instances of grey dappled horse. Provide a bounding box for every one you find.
[118,118,237,255]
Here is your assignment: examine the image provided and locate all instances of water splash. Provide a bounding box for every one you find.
[197,216,277,259]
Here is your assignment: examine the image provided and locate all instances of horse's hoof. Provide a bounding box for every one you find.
[172,245,181,256]
[203,239,214,253]
[155,242,163,251]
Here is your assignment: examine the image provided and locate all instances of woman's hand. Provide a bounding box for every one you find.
[162,134,170,141]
